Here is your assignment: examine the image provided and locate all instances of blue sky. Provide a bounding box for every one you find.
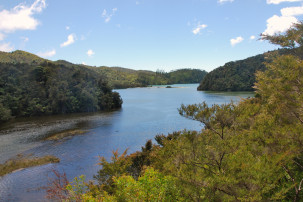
[0,0,302,72]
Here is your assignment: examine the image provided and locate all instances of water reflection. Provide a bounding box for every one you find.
[0,84,254,201]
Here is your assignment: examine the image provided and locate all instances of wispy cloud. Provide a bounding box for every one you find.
[66,26,70,30]
[230,36,244,46]
[266,0,303,4]
[218,0,234,4]
[102,8,117,23]
[250,35,256,40]
[0,0,46,34]
[0,43,14,52]
[192,23,207,35]
[60,34,76,47]
[37,49,56,58]
[87,49,95,57]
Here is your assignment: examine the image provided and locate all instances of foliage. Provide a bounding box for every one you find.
[94,149,132,193]
[0,103,12,123]
[108,167,182,201]
[168,69,207,84]
[197,48,295,91]
[94,140,155,191]
[95,67,207,89]
[51,168,182,202]
[0,59,122,122]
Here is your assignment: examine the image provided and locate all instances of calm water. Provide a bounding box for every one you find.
[0,84,253,201]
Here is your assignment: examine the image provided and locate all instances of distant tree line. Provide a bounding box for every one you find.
[95,67,208,89]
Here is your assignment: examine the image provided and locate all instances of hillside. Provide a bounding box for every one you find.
[197,48,295,91]
[0,50,47,64]
[0,56,122,123]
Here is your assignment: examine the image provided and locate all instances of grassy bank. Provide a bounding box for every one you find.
[0,154,60,177]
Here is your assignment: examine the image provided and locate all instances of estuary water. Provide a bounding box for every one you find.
[0,84,253,201]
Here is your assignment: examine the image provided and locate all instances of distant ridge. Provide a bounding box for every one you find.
[0,50,47,64]
[0,50,208,89]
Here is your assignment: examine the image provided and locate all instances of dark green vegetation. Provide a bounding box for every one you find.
[95,67,207,89]
[197,48,296,91]
[47,23,303,201]
[0,51,122,123]
[0,154,60,177]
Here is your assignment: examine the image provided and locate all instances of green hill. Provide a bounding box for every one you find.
[197,48,295,91]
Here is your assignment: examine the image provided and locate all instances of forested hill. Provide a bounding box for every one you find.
[0,52,122,123]
[94,67,207,89]
[197,48,295,91]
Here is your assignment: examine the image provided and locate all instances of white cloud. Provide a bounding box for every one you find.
[281,6,303,16]
[266,0,303,4]
[250,35,256,40]
[263,15,298,35]
[263,3,303,36]
[66,26,70,30]
[82,62,86,65]
[0,43,14,52]
[60,34,76,47]
[102,8,117,23]
[230,36,244,46]
[192,24,207,35]
[87,49,95,57]
[0,0,46,33]
[37,49,56,58]
[218,0,234,4]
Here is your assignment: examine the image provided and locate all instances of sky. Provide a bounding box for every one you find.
[0,0,302,72]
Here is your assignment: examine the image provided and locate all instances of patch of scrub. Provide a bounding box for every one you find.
[45,129,88,141]
[0,154,60,177]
